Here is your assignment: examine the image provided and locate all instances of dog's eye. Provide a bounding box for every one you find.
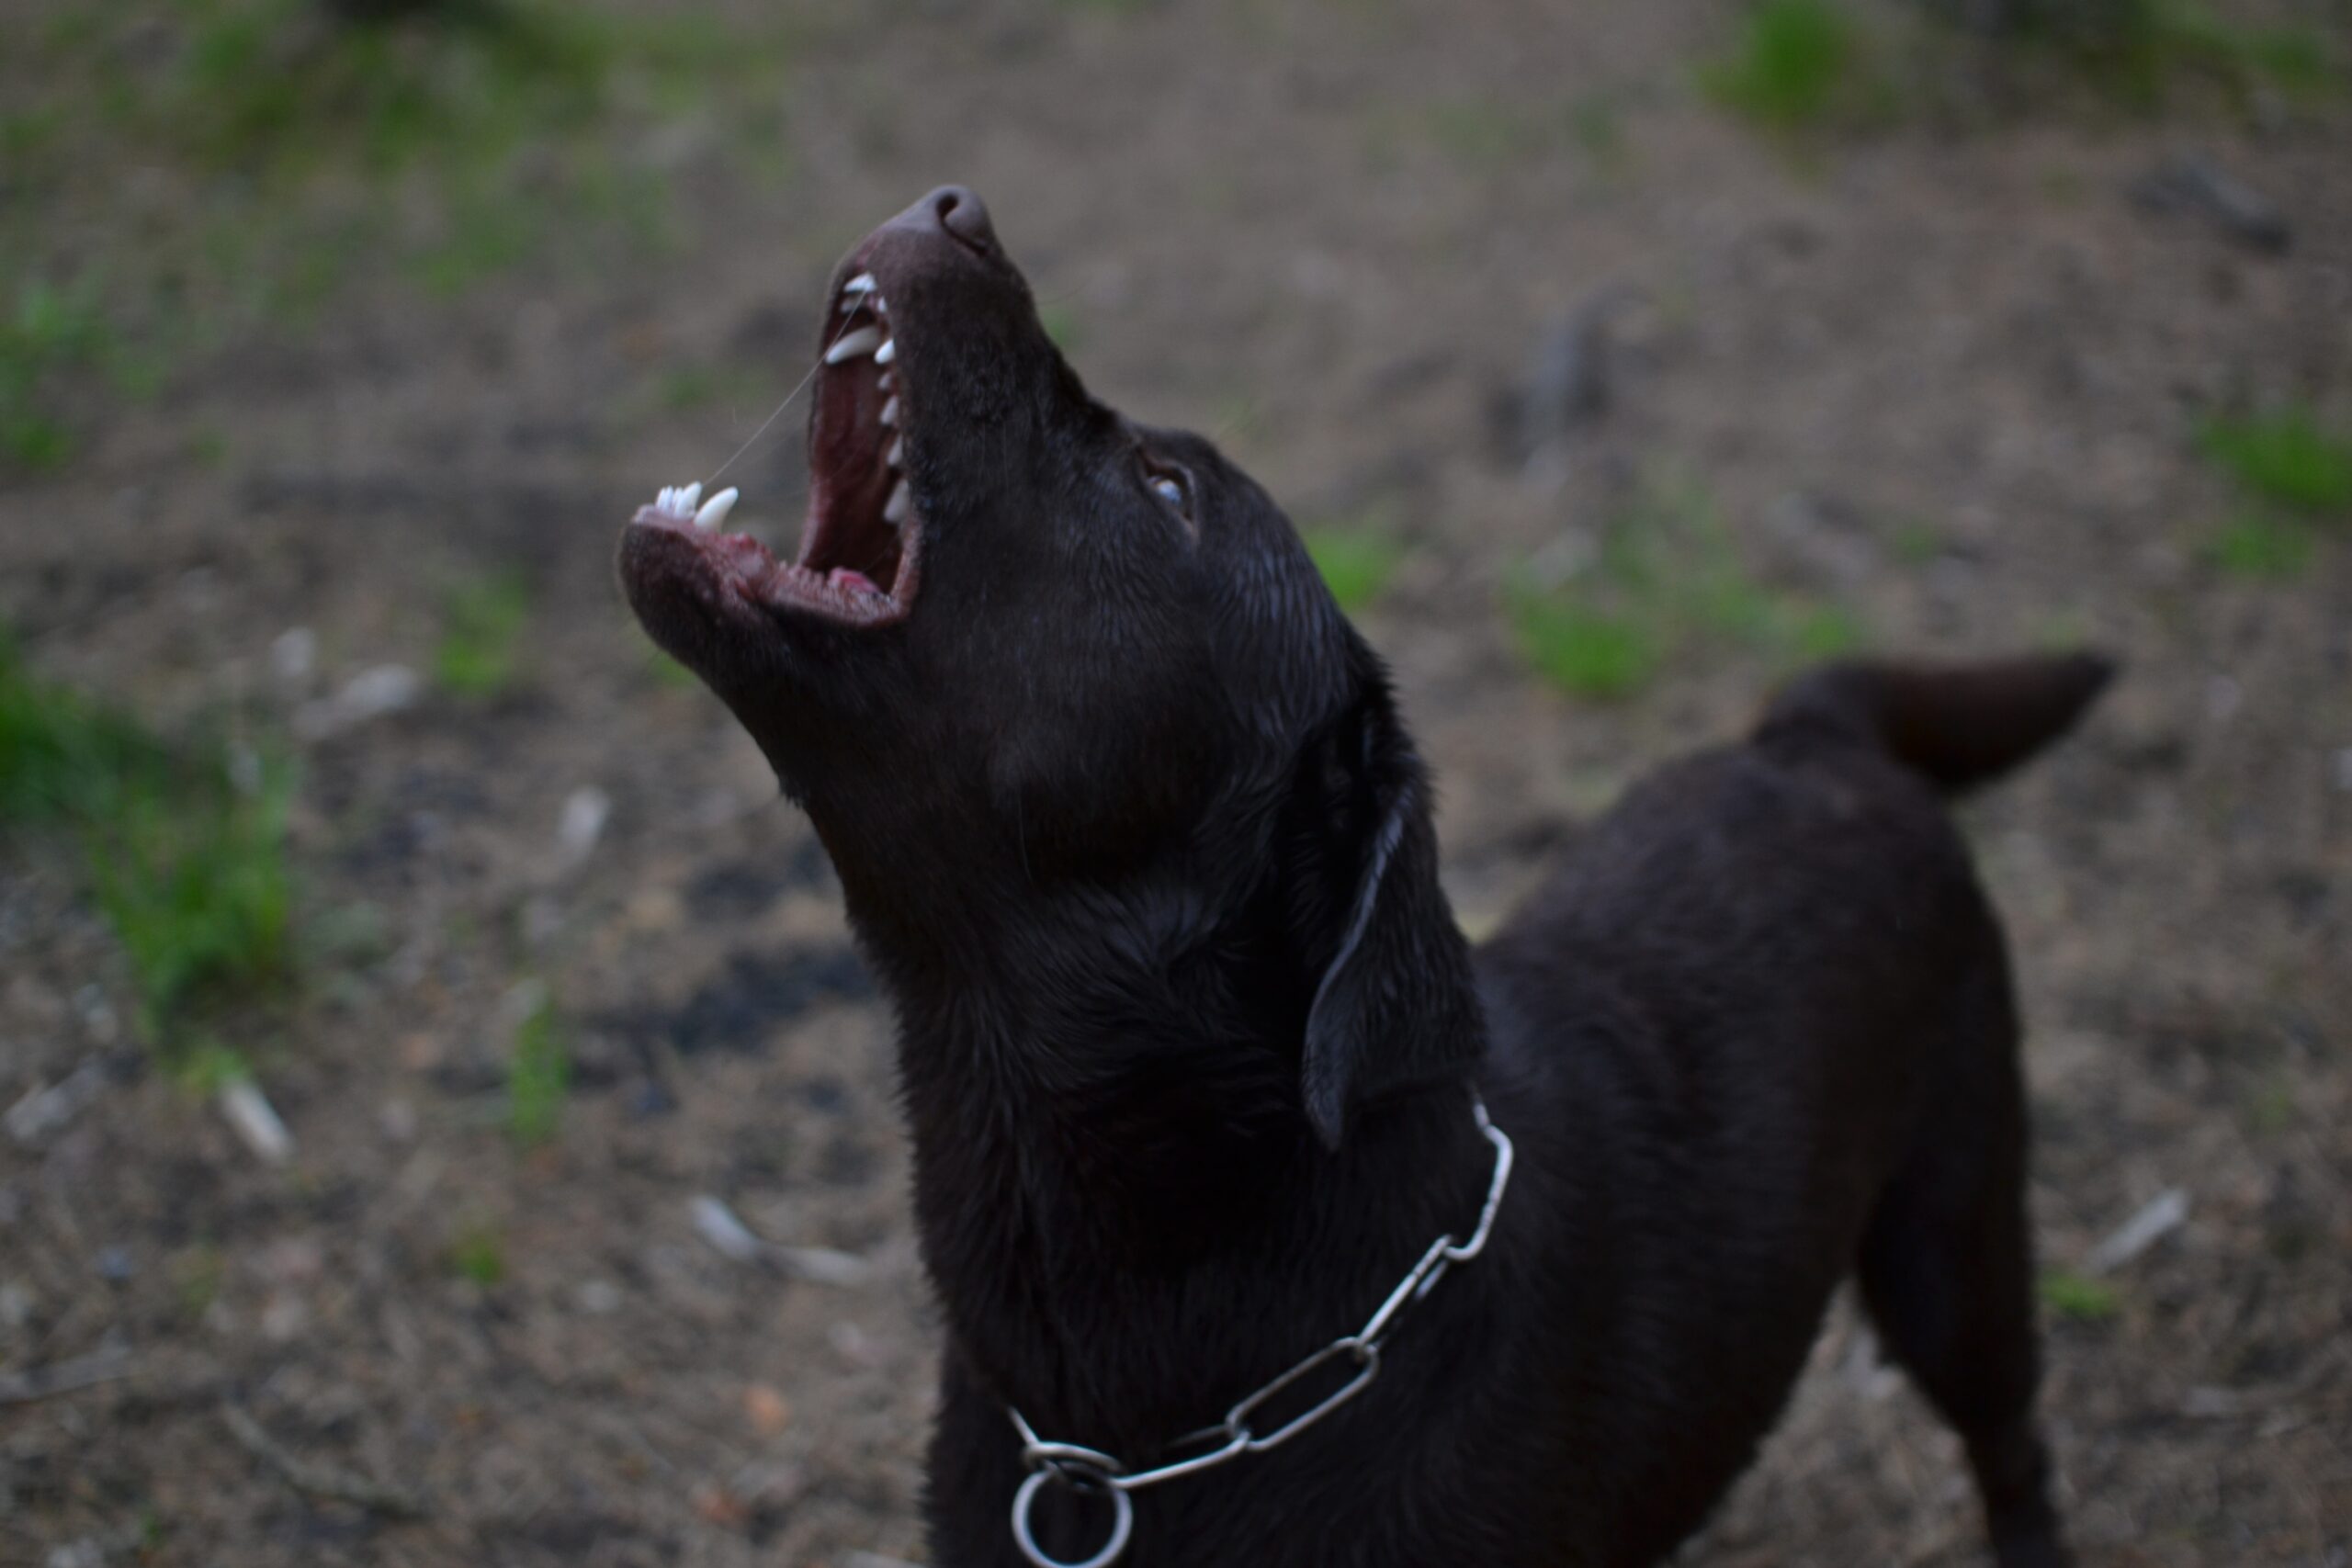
[1140,460,1193,525]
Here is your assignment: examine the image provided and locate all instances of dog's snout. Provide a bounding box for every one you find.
[881,185,1000,259]
[932,186,999,256]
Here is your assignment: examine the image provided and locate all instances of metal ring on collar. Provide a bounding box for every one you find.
[1012,1469,1135,1568]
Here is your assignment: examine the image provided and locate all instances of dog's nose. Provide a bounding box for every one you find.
[888,186,1001,260]
[933,187,999,256]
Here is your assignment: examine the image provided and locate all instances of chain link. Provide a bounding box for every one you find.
[1007,1096,1515,1568]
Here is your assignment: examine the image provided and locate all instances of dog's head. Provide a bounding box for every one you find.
[621,188,1478,1145]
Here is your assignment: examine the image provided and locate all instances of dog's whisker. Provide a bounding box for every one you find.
[704,305,874,491]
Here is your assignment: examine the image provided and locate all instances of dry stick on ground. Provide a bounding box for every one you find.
[222,1403,429,1519]
[0,1342,134,1405]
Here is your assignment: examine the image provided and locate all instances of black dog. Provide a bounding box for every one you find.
[621,187,2108,1568]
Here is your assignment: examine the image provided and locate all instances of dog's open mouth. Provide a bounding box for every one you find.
[631,272,921,628]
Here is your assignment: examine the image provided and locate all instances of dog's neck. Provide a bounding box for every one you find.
[843,864,1492,1450]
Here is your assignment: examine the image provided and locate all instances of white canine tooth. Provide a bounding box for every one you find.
[878,396,898,427]
[843,273,876,295]
[825,324,884,364]
[887,436,904,468]
[873,337,897,366]
[883,479,910,525]
[693,486,740,531]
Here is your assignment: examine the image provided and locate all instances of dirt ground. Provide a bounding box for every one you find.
[4,1,2349,1563]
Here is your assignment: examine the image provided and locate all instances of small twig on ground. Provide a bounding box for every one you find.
[219,1078,296,1165]
[2085,1187,2188,1277]
[0,1342,134,1406]
[222,1403,427,1519]
[688,1194,873,1285]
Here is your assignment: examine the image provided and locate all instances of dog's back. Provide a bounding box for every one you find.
[1475,654,2109,1567]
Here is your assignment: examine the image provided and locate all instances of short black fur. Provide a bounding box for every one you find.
[621,187,2108,1567]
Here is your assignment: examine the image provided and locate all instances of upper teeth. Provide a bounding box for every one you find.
[825,324,883,364]
[873,337,897,366]
[654,481,703,519]
[842,272,876,296]
[879,396,898,428]
[883,479,910,525]
[887,435,904,469]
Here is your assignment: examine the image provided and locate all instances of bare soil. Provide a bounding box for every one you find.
[3,2,2347,1564]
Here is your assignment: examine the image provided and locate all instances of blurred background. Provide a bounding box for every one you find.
[2,0,2347,1562]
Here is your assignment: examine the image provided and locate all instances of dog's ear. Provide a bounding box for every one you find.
[1283,654,1483,1150]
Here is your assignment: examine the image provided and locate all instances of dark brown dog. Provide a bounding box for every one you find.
[621,187,2107,1568]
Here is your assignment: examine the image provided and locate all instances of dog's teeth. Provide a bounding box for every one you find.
[843,273,876,295]
[883,479,910,525]
[679,481,702,512]
[874,337,897,366]
[879,396,899,428]
[825,325,884,364]
[887,436,904,469]
[693,486,740,532]
[877,372,894,393]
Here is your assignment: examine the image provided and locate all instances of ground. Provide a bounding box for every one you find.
[2,1,2348,1564]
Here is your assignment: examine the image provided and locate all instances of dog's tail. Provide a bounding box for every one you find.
[1758,652,2115,797]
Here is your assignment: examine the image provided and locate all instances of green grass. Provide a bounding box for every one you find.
[2205,514,2316,581]
[2058,0,2347,110]
[1888,518,1946,567]
[1568,98,1626,165]
[2198,408,2352,516]
[1507,472,1863,701]
[1703,0,1874,131]
[505,990,570,1148]
[2243,1077,2295,1138]
[634,626,698,691]
[172,1245,227,1321]
[653,362,770,414]
[0,277,119,470]
[432,573,533,697]
[447,1222,507,1287]
[1509,597,1658,700]
[94,779,296,1037]
[0,638,296,1044]
[174,0,613,180]
[3,2,805,469]
[1039,304,1085,354]
[1785,603,1866,660]
[176,1042,258,1096]
[1304,525,1406,615]
[2038,1269,2121,1324]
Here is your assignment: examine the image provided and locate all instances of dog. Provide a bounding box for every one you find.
[620,186,2108,1568]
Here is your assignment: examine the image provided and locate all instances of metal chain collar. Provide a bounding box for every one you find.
[1004,1096,1516,1568]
